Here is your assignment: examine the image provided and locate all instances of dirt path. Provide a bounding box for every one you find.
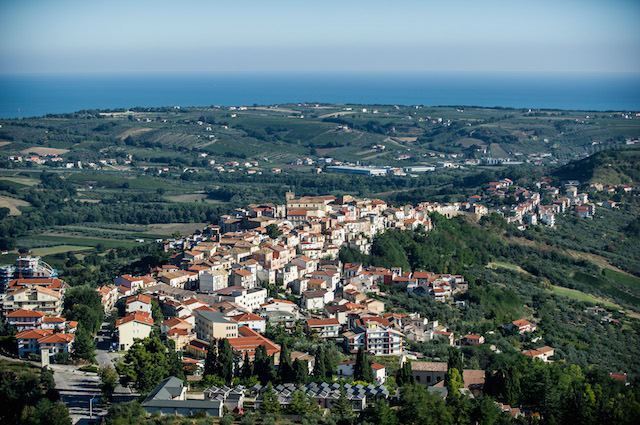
[117,127,152,140]
[318,111,358,119]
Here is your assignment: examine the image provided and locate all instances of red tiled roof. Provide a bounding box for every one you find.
[6,309,45,318]
[116,312,154,327]
[126,294,151,304]
[38,333,74,344]
[230,313,266,323]
[15,329,51,340]
[306,318,340,327]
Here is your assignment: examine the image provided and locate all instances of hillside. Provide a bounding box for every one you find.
[553,145,640,186]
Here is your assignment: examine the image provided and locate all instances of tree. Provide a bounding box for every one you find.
[241,352,253,380]
[287,389,315,415]
[367,398,398,425]
[398,383,453,425]
[293,358,309,385]
[259,383,281,415]
[99,365,118,403]
[279,342,293,383]
[313,346,327,380]
[331,386,354,423]
[116,337,170,394]
[354,346,374,383]
[62,286,104,333]
[397,360,414,387]
[204,339,218,377]
[445,367,464,401]
[72,325,96,363]
[447,347,464,383]
[266,224,282,239]
[217,338,234,383]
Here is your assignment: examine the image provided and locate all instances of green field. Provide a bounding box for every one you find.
[604,268,640,289]
[551,285,623,311]
[30,245,93,255]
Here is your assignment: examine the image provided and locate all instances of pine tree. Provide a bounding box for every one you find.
[287,389,314,415]
[279,342,293,383]
[368,399,398,425]
[259,383,282,415]
[331,386,354,422]
[204,339,218,377]
[72,324,95,362]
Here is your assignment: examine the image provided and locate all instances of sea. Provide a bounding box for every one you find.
[1,71,639,118]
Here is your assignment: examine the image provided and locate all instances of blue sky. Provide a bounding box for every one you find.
[1,0,639,74]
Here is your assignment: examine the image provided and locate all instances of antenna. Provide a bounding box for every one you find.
[18,108,21,120]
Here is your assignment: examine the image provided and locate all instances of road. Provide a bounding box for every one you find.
[50,363,106,425]
[54,321,135,424]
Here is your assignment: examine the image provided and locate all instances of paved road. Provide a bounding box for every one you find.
[50,363,106,425]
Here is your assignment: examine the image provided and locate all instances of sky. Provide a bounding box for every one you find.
[1,0,639,74]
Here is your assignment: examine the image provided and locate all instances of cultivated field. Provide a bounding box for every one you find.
[0,195,30,215]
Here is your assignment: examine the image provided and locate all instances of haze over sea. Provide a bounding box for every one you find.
[1,72,639,119]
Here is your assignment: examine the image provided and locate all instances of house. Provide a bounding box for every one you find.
[37,333,75,357]
[230,268,257,289]
[523,346,554,363]
[204,385,245,413]
[228,326,281,364]
[229,312,266,333]
[116,312,154,351]
[461,334,485,345]
[125,294,152,314]
[15,328,51,357]
[6,309,45,331]
[199,270,229,293]
[3,284,64,317]
[337,360,387,384]
[194,309,238,342]
[301,289,334,310]
[306,318,341,339]
[216,287,267,313]
[142,376,223,417]
[410,362,448,386]
[96,285,118,312]
[506,319,537,334]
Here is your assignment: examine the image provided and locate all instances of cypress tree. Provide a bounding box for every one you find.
[204,339,218,377]
[241,352,253,380]
[447,347,464,384]
[354,346,374,383]
[279,342,293,383]
[397,360,414,387]
[293,358,309,385]
[313,346,326,380]
[217,338,234,383]
[332,385,354,421]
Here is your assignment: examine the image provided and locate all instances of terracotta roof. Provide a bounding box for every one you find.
[371,362,385,370]
[512,319,534,328]
[38,333,74,344]
[126,294,151,304]
[229,312,266,323]
[306,318,340,327]
[6,309,45,318]
[411,362,448,372]
[116,312,154,327]
[43,317,66,323]
[15,329,51,340]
